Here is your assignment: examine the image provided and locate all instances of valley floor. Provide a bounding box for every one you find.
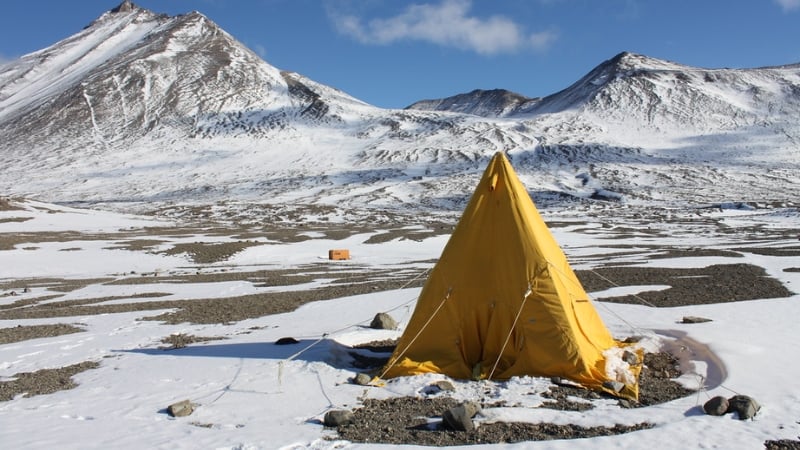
[1,199,798,448]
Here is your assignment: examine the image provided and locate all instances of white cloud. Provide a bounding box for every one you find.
[252,43,267,59]
[332,0,556,55]
[776,0,800,11]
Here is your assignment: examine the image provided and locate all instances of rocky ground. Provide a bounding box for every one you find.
[332,349,692,445]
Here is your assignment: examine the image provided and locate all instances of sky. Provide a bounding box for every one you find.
[0,0,799,109]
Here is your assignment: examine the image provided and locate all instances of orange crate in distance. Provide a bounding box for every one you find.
[328,249,350,260]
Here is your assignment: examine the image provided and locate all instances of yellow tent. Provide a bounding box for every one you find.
[382,152,639,400]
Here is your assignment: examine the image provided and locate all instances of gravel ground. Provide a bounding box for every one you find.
[0,361,100,401]
[334,345,692,445]
[335,396,654,446]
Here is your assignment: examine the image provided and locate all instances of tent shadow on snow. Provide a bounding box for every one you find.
[120,337,385,370]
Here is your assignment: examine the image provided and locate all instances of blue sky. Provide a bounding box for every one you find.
[1,0,799,109]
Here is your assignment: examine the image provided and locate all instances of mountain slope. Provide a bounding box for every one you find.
[405,89,539,117]
[0,4,798,218]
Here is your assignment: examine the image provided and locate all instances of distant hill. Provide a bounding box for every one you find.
[405,89,538,117]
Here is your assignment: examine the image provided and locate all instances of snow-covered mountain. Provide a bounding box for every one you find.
[1,1,798,219]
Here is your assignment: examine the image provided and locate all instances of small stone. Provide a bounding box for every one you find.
[274,337,299,345]
[682,316,712,324]
[369,313,397,330]
[167,399,195,417]
[618,399,634,409]
[432,380,456,392]
[353,373,372,385]
[323,409,355,427]
[727,395,760,420]
[603,380,625,392]
[703,396,729,416]
[622,350,639,365]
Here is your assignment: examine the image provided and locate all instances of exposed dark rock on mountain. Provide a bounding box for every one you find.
[406,88,538,117]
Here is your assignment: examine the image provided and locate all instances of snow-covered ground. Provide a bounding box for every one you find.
[0,200,798,449]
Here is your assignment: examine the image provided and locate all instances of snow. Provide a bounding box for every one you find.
[1,201,798,449]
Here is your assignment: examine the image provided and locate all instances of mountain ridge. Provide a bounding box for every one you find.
[0,2,798,218]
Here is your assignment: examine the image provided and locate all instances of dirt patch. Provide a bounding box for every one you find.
[765,439,800,450]
[0,197,23,211]
[104,239,166,252]
[0,277,114,293]
[734,246,800,257]
[577,264,793,306]
[334,397,653,446]
[363,223,453,244]
[650,248,743,259]
[159,333,226,349]
[0,361,100,401]
[0,217,31,224]
[161,241,262,264]
[0,292,172,320]
[0,265,425,324]
[0,231,116,251]
[0,323,85,344]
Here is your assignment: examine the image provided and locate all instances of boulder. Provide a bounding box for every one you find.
[369,312,398,330]
[167,399,195,417]
[727,395,760,420]
[323,409,355,427]
[703,396,729,416]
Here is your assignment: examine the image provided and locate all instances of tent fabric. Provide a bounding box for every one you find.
[382,151,639,400]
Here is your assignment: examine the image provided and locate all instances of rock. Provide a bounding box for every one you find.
[442,402,479,432]
[353,373,372,385]
[682,316,712,324]
[727,395,760,420]
[423,379,456,395]
[703,396,729,416]
[603,380,625,393]
[274,337,299,345]
[167,399,195,417]
[323,409,355,427]
[617,399,634,409]
[461,401,481,418]
[432,380,455,392]
[369,313,397,330]
[622,350,639,365]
